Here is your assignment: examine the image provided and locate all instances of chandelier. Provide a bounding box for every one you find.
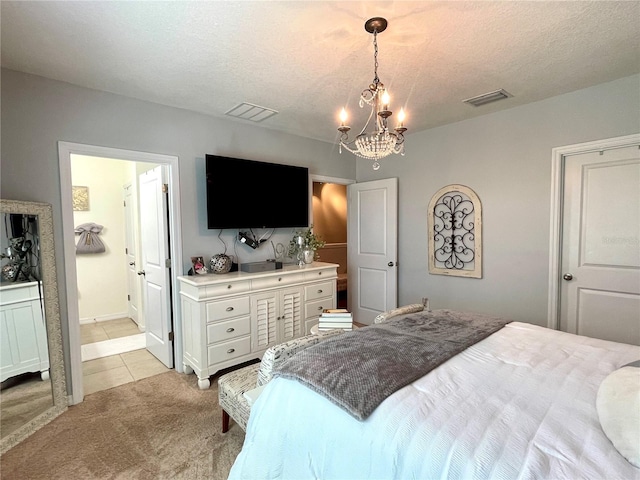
[338,17,407,171]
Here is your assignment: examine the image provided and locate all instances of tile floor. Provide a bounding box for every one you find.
[80,318,169,396]
[80,317,141,344]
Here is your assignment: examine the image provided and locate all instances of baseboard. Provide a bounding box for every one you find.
[79,312,129,325]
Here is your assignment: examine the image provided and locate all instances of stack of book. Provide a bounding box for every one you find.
[318,308,353,331]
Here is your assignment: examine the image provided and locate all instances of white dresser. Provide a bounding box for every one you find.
[0,281,50,383]
[178,261,337,389]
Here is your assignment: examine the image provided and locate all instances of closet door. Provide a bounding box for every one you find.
[560,145,640,345]
[348,178,398,325]
[123,183,139,326]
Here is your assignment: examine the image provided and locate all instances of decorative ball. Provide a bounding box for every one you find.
[2,262,20,281]
[210,254,233,274]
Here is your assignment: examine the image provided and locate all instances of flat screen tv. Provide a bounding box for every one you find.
[206,154,309,229]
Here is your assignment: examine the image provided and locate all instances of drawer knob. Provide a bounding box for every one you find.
[278,277,282,282]
[317,306,323,311]
[317,289,323,294]
[226,306,234,312]
[227,348,235,354]
[227,284,232,289]
[226,327,235,333]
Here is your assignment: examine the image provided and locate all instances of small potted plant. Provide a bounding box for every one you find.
[288,225,326,265]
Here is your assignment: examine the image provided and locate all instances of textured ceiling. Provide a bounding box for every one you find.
[2,1,639,144]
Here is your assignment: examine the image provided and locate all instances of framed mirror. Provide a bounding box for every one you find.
[0,199,67,454]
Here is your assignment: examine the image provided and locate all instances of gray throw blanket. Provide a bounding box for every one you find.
[274,309,511,420]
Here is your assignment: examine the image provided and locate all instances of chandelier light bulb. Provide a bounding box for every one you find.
[339,108,348,126]
[397,108,406,127]
[381,90,390,109]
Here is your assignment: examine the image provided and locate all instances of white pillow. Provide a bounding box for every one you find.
[243,384,267,407]
[596,362,640,468]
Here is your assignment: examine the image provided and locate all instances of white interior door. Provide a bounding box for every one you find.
[560,144,640,345]
[123,183,139,326]
[139,166,174,367]
[347,178,398,325]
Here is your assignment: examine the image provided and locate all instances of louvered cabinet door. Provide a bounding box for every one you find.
[279,286,304,342]
[251,292,278,350]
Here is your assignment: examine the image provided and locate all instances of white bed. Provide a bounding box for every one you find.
[228,320,639,479]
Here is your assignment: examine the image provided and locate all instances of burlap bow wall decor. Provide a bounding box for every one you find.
[75,223,106,254]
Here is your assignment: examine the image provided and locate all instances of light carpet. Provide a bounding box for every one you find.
[0,371,245,479]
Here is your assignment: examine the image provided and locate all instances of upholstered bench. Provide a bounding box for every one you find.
[218,329,344,433]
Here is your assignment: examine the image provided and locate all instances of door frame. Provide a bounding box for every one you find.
[547,133,640,330]
[58,142,184,405]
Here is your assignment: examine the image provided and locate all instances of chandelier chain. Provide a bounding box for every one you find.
[373,30,379,86]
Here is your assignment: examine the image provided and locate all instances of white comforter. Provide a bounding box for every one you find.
[228,322,640,479]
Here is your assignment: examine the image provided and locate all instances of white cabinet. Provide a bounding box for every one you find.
[0,281,50,383]
[178,262,337,389]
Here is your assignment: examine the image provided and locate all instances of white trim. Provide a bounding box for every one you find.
[57,142,184,405]
[78,312,130,324]
[547,133,640,330]
[310,174,356,185]
[320,242,348,249]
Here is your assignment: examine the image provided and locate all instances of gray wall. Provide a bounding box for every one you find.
[357,74,640,325]
[1,68,355,380]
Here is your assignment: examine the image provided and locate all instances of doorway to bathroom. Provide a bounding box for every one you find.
[59,141,183,404]
[311,176,352,309]
[70,155,170,395]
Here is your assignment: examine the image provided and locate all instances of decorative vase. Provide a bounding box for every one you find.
[210,254,234,274]
[303,249,315,264]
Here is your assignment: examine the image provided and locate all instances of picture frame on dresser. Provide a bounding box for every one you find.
[190,256,207,275]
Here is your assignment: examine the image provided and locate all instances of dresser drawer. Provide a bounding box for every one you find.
[0,283,40,304]
[206,296,250,322]
[208,336,251,365]
[206,316,251,344]
[251,272,305,290]
[305,298,333,319]
[205,280,251,298]
[303,268,336,282]
[304,281,334,301]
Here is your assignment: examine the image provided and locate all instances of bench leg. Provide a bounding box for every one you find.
[222,409,230,433]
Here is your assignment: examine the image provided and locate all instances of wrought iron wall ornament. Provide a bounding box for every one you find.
[427,184,482,278]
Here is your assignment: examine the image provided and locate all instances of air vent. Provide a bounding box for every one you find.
[225,102,278,122]
[463,89,512,107]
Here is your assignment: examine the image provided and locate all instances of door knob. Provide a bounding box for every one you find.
[129,262,135,266]
[137,270,146,276]
[388,261,395,267]
[563,273,573,281]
